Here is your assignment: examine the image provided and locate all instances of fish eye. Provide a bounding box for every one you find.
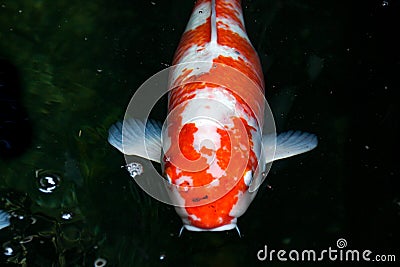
[243,170,253,186]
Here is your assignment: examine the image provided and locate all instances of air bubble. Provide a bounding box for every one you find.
[2,241,19,256]
[10,211,25,221]
[94,258,107,267]
[61,212,73,220]
[123,162,143,178]
[36,170,61,193]
[159,253,166,260]
[3,246,13,256]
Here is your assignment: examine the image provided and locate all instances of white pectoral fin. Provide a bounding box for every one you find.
[108,118,162,163]
[264,131,318,163]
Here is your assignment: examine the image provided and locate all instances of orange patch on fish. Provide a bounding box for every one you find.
[165,115,258,229]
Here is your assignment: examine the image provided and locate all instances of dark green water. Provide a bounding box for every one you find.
[0,0,398,266]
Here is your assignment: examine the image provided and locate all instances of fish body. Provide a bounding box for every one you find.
[108,0,317,232]
[165,0,265,231]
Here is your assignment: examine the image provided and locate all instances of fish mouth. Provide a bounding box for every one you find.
[183,223,237,232]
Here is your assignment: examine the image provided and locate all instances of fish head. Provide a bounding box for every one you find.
[161,107,265,231]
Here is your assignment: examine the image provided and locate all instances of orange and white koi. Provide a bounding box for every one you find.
[108,0,317,233]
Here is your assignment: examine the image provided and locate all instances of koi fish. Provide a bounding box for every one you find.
[108,0,317,233]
